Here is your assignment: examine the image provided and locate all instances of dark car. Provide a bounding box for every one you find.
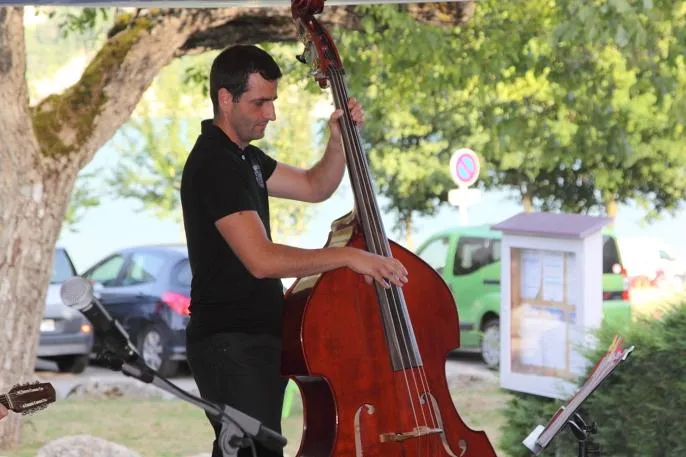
[82,244,190,377]
[38,247,94,373]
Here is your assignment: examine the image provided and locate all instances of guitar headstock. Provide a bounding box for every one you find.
[1,381,56,415]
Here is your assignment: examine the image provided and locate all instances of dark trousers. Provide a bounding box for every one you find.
[186,331,288,457]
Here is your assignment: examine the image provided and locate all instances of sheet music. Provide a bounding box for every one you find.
[519,305,567,369]
[521,250,542,299]
[566,254,577,307]
[542,252,564,302]
[523,337,635,454]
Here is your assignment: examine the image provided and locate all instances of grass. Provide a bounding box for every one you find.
[4,375,510,457]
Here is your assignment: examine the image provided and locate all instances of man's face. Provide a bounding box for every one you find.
[223,73,278,145]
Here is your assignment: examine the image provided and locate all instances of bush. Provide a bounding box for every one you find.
[499,300,686,457]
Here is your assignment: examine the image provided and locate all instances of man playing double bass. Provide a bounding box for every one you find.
[180,44,408,457]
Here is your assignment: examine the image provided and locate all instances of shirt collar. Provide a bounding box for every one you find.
[201,119,243,152]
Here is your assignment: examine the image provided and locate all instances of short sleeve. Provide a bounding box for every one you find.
[198,154,258,223]
[255,148,278,180]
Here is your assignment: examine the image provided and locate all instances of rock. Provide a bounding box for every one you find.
[65,378,166,400]
[36,435,141,457]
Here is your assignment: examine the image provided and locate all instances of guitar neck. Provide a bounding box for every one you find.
[0,393,9,409]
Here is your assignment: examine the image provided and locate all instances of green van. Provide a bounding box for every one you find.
[415,225,632,368]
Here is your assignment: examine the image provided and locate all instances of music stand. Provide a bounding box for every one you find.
[522,336,634,457]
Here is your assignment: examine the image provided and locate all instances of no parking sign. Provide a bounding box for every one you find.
[449,148,480,188]
[448,148,481,225]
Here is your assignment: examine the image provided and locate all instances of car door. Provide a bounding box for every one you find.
[82,254,128,289]
[448,236,491,334]
[100,251,169,325]
[118,252,168,296]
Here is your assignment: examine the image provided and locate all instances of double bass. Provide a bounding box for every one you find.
[281,2,498,456]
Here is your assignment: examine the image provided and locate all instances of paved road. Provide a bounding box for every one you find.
[36,351,496,400]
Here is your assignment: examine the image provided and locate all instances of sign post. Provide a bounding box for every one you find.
[448,148,481,225]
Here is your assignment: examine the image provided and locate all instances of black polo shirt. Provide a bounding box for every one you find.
[180,119,284,341]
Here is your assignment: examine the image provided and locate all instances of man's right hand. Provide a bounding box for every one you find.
[0,404,8,421]
[345,248,408,289]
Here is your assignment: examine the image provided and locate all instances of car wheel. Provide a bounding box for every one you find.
[138,325,178,378]
[56,354,89,374]
[480,319,500,370]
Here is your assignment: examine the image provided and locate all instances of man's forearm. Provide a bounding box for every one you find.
[306,135,346,202]
[252,243,352,279]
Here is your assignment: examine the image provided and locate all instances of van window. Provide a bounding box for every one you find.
[417,237,450,273]
[454,237,495,276]
[602,236,622,274]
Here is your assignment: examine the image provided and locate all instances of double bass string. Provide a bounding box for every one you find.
[328,67,439,434]
[327,67,421,424]
[328,66,440,433]
[328,67,441,435]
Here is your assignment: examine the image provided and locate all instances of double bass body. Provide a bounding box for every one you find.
[282,216,497,457]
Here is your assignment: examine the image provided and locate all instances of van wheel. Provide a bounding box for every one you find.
[481,319,500,370]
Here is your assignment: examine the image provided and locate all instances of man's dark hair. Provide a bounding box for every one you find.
[209,45,282,114]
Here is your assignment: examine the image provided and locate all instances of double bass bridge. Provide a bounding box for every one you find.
[379,425,443,443]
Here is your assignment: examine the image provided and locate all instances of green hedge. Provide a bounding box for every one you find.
[499,300,686,457]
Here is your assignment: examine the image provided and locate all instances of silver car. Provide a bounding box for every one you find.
[36,247,94,373]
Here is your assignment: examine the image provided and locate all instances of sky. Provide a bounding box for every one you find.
[57,138,686,275]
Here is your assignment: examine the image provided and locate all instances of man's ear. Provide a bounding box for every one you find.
[218,88,234,112]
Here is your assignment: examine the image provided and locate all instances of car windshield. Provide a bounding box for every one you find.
[51,249,75,284]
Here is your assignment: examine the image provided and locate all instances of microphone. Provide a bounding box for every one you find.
[60,276,141,365]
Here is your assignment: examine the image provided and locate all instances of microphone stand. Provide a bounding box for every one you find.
[97,351,287,457]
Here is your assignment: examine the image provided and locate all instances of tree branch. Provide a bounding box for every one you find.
[28,3,472,163]
[176,3,473,55]
[30,9,228,164]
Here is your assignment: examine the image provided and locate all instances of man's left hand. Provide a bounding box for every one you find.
[329,97,365,141]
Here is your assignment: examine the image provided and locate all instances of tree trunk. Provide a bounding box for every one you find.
[404,214,414,250]
[0,7,214,448]
[522,193,534,212]
[0,12,84,448]
[605,196,618,229]
[0,161,80,448]
[606,198,618,219]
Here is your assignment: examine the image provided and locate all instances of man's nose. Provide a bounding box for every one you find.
[265,103,276,121]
